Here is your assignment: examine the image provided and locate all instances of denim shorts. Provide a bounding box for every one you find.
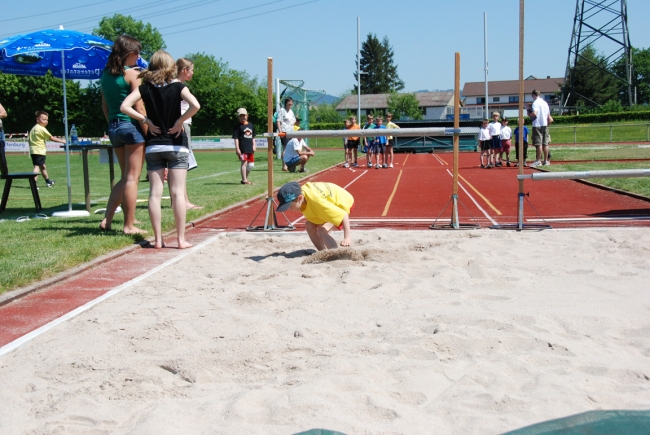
[146,150,189,171]
[108,119,145,148]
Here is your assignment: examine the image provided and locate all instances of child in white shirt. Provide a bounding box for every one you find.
[478,119,492,168]
[499,118,513,167]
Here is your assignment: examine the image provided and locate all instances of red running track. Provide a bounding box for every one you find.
[1,151,649,350]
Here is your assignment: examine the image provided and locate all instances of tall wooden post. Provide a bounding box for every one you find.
[451,52,461,228]
[517,0,525,229]
[266,58,274,228]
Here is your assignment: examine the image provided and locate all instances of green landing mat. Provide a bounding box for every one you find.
[502,410,650,435]
[293,430,347,435]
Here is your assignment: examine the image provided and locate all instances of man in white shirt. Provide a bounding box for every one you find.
[528,89,551,166]
[276,97,296,171]
[283,135,315,173]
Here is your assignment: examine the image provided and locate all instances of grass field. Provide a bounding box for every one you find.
[548,123,650,144]
[0,149,344,294]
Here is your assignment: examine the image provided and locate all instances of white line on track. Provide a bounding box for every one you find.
[527,216,650,222]
[432,154,446,166]
[446,169,498,226]
[0,234,225,358]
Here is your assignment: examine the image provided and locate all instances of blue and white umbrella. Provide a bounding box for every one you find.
[0,27,114,217]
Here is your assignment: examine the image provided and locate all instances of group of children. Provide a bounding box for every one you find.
[479,112,531,168]
[342,113,399,169]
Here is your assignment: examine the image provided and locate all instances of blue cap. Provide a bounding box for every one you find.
[276,182,301,212]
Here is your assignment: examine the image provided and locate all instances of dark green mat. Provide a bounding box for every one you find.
[293,429,347,435]
[502,410,650,435]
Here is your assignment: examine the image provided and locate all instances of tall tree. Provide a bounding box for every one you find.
[93,14,166,60]
[563,46,619,108]
[386,92,423,120]
[184,53,267,135]
[612,47,650,105]
[353,34,404,94]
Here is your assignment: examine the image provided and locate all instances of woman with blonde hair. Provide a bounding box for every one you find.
[120,50,200,249]
[100,34,147,234]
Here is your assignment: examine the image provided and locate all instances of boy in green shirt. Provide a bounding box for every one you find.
[29,111,66,187]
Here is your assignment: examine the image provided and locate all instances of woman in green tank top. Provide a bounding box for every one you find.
[99,35,147,235]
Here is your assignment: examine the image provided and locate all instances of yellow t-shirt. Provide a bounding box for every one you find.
[300,182,354,227]
[386,121,399,140]
[28,124,52,155]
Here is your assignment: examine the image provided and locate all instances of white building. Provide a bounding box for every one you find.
[335,91,455,120]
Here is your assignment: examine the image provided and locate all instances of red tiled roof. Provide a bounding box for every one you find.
[462,77,564,97]
[336,91,454,110]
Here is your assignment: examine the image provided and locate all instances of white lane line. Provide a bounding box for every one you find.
[446,169,498,226]
[527,216,650,222]
[432,154,446,166]
[289,170,369,226]
[0,234,225,358]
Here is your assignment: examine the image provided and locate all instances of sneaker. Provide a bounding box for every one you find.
[46,180,55,188]
[389,164,393,168]
[524,163,528,167]
[514,163,519,167]
[343,163,349,168]
[289,166,297,173]
[495,161,502,167]
[506,161,511,167]
[530,160,541,167]
[375,164,380,169]
[382,164,388,168]
[480,164,486,168]
[353,162,359,168]
[298,168,308,173]
[543,161,551,166]
[486,164,493,169]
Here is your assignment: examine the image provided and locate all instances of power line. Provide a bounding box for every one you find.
[158,0,288,31]
[0,0,113,23]
[164,0,319,36]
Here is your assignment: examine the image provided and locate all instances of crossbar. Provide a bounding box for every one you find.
[263,127,462,139]
[518,169,650,181]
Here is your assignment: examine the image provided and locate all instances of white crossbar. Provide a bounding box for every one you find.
[262,127,462,139]
[518,169,650,181]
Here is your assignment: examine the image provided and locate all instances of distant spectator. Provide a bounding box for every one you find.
[499,118,512,166]
[385,112,399,168]
[513,122,529,167]
[362,114,376,167]
[283,134,314,173]
[347,116,361,167]
[233,107,256,185]
[529,89,551,166]
[478,118,491,168]
[277,97,296,171]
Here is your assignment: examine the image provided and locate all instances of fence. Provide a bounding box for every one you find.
[549,123,650,144]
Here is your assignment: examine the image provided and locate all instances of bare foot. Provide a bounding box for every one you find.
[187,204,204,210]
[153,242,166,249]
[177,240,193,249]
[124,227,148,235]
[99,219,111,232]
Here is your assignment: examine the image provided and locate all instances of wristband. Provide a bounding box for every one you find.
[140,116,148,124]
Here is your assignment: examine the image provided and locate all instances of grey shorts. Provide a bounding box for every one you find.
[146,150,189,171]
[532,126,550,146]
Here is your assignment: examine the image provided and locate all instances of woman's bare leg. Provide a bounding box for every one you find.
[101,147,126,231]
[147,168,165,248]
[122,143,146,234]
[168,168,192,249]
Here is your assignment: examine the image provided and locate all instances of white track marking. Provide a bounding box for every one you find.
[446,169,498,226]
[0,234,224,358]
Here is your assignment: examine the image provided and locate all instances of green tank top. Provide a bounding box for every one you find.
[100,68,132,122]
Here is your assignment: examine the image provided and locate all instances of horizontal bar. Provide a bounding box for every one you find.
[262,128,462,139]
[517,168,650,181]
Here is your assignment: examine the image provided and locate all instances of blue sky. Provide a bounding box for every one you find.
[1,0,649,97]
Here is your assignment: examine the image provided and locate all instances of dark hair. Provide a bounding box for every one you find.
[105,35,142,76]
[532,89,541,97]
[35,110,48,119]
[283,97,293,107]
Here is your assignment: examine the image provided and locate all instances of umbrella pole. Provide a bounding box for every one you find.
[51,51,89,218]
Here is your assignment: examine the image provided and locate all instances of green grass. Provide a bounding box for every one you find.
[0,149,344,294]
[547,144,650,161]
[542,162,650,198]
[549,123,650,144]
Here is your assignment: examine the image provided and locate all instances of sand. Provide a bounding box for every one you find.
[1,228,649,434]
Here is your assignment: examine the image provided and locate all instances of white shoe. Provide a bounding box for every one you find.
[530,161,541,167]
[367,163,372,168]
[389,164,393,168]
[343,163,349,168]
[543,161,551,166]
[375,164,380,169]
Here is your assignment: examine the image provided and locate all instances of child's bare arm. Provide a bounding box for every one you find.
[49,136,67,144]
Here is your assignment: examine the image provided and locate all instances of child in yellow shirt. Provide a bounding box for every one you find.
[276,181,354,250]
[29,111,66,187]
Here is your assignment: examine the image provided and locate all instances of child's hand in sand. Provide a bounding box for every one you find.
[340,238,351,248]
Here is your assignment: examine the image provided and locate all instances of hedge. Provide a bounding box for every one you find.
[551,111,650,125]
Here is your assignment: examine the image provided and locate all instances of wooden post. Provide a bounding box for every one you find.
[266,58,274,228]
[517,0,525,229]
[451,53,460,227]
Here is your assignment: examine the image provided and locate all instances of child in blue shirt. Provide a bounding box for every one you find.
[513,123,529,167]
[373,116,387,168]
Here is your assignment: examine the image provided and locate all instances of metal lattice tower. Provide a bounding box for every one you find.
[562,0,633,108]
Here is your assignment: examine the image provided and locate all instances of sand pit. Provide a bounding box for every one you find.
[1,228,650,434]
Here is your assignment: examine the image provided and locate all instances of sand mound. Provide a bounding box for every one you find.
[301,248,384,264]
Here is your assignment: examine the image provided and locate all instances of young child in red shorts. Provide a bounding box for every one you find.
[233,107,256,185]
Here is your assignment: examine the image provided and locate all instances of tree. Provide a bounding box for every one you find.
[184,53,267,135]
[0,72,81,136]
[612,47,650,105]
[309,102,344,123]
[353,34,404,94]
[93,14,166,60]
[563,46,619,108]
[386,92,423,120]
